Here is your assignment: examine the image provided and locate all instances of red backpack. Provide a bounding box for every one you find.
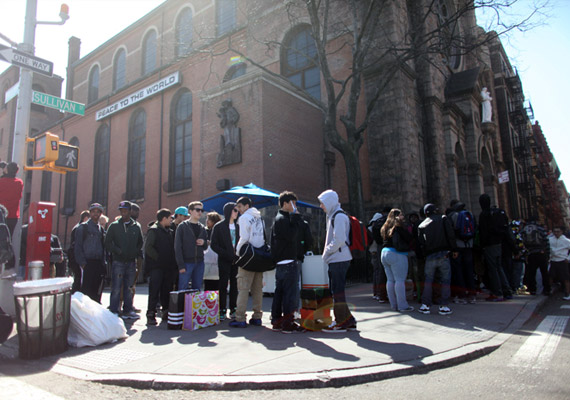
[331,210,372,259]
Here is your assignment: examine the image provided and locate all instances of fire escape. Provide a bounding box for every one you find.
[507,72,536,219]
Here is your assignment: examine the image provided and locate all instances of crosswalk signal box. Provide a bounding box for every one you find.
[54,142,79,172]
[33,132,59,164]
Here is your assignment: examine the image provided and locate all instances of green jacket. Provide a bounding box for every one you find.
[105,218,143,262]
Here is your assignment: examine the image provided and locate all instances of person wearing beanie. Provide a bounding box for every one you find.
[417,203,457,315]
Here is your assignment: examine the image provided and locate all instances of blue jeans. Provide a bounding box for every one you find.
[381,249,410,310]
[271,261,300,326]
[178,261,205,290]
[328,261,355,325]
[110,261,137,313]
[422,251,451,306]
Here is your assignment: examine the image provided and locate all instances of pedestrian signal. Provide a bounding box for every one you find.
[54,142,79,172]
[33,132,59,164]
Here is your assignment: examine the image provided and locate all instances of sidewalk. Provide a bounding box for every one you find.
[0,283,546,390]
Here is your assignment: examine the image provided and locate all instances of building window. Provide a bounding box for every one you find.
[281,25,321,100]
[169,89,192,192]
[437,0,461,70]
[92,125,110,206]
[127,109,146,200]
[217,0,236,37]
[142,30,157,75]
[40,171,52,201]
[88,65,100,104]
[31,84,45,112]
[223,62,246,82]
[113,48,127,91]
[176,8,193,57]
[63,137,79,211]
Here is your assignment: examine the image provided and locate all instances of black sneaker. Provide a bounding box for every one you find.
[281,323,306,334]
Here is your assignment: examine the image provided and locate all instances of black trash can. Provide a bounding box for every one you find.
[13,277,73,359]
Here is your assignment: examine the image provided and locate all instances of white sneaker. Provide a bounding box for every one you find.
[418,304,430,314]
[439,306,452,316]
[563,295,570,301]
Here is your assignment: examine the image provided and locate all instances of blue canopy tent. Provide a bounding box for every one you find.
[201,183,320,214]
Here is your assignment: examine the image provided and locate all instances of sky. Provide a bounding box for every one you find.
[1,0,569,190]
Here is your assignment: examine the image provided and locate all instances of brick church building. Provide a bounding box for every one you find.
[23,0,565,241]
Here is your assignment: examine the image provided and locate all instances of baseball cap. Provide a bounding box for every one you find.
[89,203,104,212]
[118,200,132,210]
[174,206,189,216]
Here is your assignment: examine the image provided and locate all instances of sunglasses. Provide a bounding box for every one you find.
[193,209,204,212]
[233,209,238,212]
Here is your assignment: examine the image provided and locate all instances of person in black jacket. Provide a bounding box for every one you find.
[144,208,176,325]
[210,202,240,321]
[478,194,513,301]
[270,191,305,333]
[417,203,457,315]
[380,209,414,312]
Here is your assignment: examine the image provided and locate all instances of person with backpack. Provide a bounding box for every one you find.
[478,194,513,301]
[417,203,457,315]
[522,219,551,296]
[448,201,476,304]
[75,203,107,303]
[318,189,357,332]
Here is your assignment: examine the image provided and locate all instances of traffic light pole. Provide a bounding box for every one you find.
[9,0,38,277]
[7,0,69,278]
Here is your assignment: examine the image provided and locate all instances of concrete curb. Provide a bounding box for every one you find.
[46,295,546,391]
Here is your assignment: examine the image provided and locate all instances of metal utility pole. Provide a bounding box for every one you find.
[7,0,69,276]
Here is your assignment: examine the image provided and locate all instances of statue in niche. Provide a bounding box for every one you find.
[481,87,493,123]
[216,99,242,167]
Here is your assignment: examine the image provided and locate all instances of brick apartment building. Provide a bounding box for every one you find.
[18,0,567,242]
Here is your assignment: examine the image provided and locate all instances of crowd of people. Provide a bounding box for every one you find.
[3,173,570,334]
[368,194,570,318]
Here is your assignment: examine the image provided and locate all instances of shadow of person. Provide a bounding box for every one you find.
[347,331,432,366]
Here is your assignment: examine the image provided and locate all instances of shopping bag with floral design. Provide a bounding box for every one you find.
[182,291,219,330]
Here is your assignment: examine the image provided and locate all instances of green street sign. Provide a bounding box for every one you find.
[32,91,85,116]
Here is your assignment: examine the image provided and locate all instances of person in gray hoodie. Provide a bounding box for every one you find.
[318,190,356,333]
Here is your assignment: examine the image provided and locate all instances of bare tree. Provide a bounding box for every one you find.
[210,0,547,219]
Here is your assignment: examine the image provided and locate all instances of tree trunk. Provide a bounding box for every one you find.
[339,142,365,220]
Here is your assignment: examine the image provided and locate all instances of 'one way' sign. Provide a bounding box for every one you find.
[0,44,53,77]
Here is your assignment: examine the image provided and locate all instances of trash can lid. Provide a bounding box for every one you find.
[13,277,73,296]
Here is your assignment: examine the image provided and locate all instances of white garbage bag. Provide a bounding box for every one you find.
[68,292,128,347]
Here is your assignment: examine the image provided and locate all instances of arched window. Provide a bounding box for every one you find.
[437,0,461,70]
[223,62,246,82]
[281,25,321,100]
[176,8,193,57]
[217,0,236,37]
[127,109,146,199]
[88,65,100,104]
[113,48,127,91]
[169,89,192,192]
[92,125,110,206]
[64,137,79,210]
[142,30,157,75]
[31,84,46,112]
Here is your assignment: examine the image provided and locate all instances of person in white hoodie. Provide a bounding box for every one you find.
[229,196,267,328]
[549,226,570,300]
[318,190,357,332]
